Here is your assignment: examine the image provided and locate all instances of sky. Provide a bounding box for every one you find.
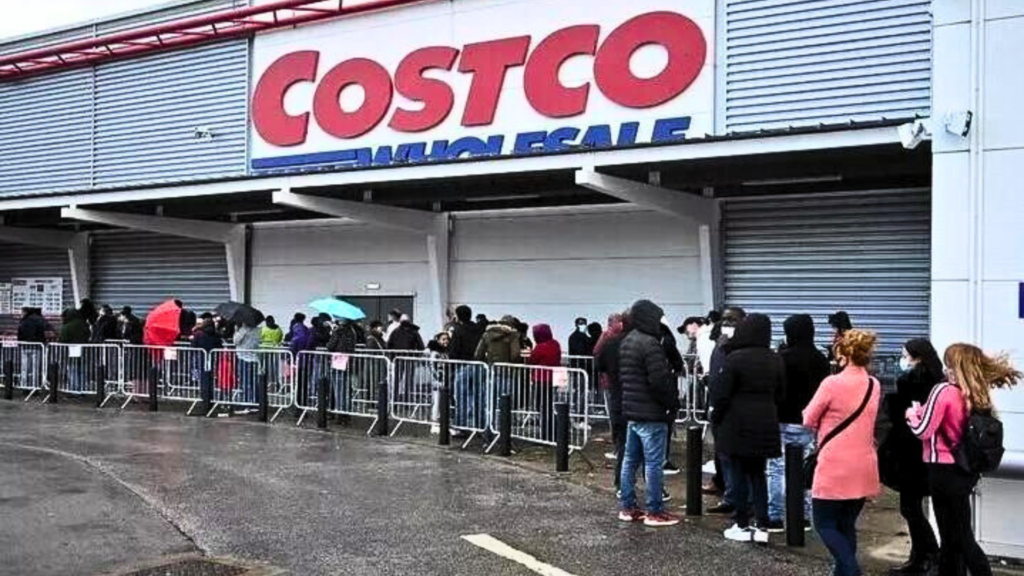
[0,0,170,41]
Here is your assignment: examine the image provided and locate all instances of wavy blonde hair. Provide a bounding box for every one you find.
[943,343,1021,412]
[834,329,877,368]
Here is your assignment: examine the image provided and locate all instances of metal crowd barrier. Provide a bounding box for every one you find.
[209,349,294,421]
[121,345,208,413]
[363,348,428,362]
[390,356,491,447]
[488,363,589,451]
[0,341,46,400]
[45,343,122,402]
[294,351,390,432]
[562,354,606,420]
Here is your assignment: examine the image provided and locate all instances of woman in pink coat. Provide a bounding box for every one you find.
[803,330,881,576]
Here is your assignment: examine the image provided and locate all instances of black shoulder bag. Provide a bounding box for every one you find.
[803,377,875,490]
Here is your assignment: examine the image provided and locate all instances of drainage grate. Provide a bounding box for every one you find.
[120,559,249,576]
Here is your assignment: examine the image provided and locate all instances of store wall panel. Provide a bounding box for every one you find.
[452,207,705,339]
[723,0,932,132]
[0,243,74,335]
[93,41,249,187]
[250,222,434,326]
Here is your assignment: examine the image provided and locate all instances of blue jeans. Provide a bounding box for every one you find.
[768,423,815,522]
[619,421,668,514]
[455,365,487,429]
[814,498,866,576]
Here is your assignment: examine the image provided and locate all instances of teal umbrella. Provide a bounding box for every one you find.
[309,298,366,321]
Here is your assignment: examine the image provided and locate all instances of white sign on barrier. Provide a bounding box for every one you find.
[331,354,350,371]
[552,368,569,389]
[164,349,178,361]
[2,340,16,348]
[68,345,82,358]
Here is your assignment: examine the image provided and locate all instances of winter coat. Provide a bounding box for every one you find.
[528,324,561,367]
[777,315,830,424]
[596,331,628,425]
[260,326,284,348]
[387,321,425,351]
[287,323,315,357]
[659,324,684,375]
[882,365,939,492]
[568,329,593,357]
[619,300,677,422]
[474,324,521,365]
[365,333,386,350]
[58,310,90,344]
[448,321,483,362]
[711,314,785,459]
[17,313,47,343]
[326,324,358,354]
[234,325,262,363]
[120,315,143,345]
[191,325,223,354]
[91,315,119,343]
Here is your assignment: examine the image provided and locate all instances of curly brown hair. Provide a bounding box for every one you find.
[834,329,877,368]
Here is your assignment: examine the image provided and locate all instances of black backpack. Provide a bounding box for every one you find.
[955,410,1004,474]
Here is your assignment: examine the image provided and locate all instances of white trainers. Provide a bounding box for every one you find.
[723,524,770,544]
[430,425,440,435]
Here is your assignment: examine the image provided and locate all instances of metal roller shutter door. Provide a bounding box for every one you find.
[90,231,230,317]
[721,188,930,354]
[0,243,74,334]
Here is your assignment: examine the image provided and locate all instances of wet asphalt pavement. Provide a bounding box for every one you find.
[0,401,830,576]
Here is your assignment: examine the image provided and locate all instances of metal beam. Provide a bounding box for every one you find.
[61,207,247,302]
[272,189,440,234]
[574,169,714,224]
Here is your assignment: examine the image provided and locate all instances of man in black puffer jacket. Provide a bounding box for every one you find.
[617,299,679,527]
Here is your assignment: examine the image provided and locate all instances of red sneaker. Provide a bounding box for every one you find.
[643,512,681,527]
[617,509,646,522]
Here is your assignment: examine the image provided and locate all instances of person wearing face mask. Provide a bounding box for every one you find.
[568,317,593,357]
[880,339,943,575]
[706,306,746,514]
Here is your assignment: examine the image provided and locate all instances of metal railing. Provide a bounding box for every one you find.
[0,341,46,401]
[488,363,589,451]
[390,356,491,447]
[295,351,390,432]
[45,343,121,402]
[121,345,208,413]
[209,349,294,421]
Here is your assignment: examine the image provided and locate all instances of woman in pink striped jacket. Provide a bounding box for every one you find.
[907,343,1020,576]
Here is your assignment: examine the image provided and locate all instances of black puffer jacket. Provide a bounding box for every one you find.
[711,314,785,458]
[620,300,677,422]
[388,321,425,351]
[777,315,829,424]
[449,321,483,361]
[327,323,358,353]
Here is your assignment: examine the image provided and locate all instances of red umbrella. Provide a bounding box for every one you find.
[143,300,182,346]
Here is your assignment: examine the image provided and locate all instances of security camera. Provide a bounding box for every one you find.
[945,111,973,138]
[193,126,215,141]
[898,119,932,150]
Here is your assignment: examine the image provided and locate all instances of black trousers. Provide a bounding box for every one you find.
[613,420,627,489]
[929,464,991,576]
[899,483,939,559]
[727,455,768,528]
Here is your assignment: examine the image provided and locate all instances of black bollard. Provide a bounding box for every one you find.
[785,443,806,547]
[438,385,450,446]
[3,359,13,401]
[686,426,703,516]
[148,366,159,412]
[498,394,512,457]
[374,379,389,437]
[95,364,106,408]
[317,376,329,430]
[555,402,570,472]
[258,369,269,423]
[48,362,59,404]
[200,370,213,416]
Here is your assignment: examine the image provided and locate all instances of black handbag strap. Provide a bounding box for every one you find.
[818,377,875,453]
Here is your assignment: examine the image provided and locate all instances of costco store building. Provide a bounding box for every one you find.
[0,0,1021,557]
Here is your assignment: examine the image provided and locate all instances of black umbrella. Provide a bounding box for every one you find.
[215,301,264,327]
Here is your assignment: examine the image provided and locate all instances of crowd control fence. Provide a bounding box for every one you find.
[45,344,122,403]
[294,351,390,432]
[121,345,208,413]
[390,356,491,447]
[487,363,590,452]
[0,341,46,400]
[209,349,294,421]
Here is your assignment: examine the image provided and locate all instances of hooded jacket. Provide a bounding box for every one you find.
[387,321,425,351]
[777,315,830,424]
[58,309,90,344]
[711,314,785,458]
[474,322,521,364]
[288,322,315,357]
[17,312,48,343]
[528,324,561,368]
[327,322,358,353]
[596,314,628,425]
[619,300,677,422]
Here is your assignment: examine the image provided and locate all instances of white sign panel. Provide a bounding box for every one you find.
[250,0,714,173]
[11,278,63,316]
[0,282,12,315]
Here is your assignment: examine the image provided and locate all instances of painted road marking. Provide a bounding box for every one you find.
[462,534,578,576]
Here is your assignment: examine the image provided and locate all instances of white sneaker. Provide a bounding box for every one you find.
[752,527,770,544]
[430,425,440,435]
[724,524,751,542]
[604,452,617,461]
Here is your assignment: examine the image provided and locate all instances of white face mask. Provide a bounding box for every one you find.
[577,325,587,334]
[899,357,912,372]
[722,326,735,338]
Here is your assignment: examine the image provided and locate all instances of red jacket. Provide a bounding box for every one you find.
[528,324,562,368]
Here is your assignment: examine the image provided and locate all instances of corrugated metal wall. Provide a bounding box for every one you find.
[0,242,74,335]
[93,41,249,187]
[723,0,932,132]
[90,231,230,317]
[721,189,931,354]
[0,0,249,198]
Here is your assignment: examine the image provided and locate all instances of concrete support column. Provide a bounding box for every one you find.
[427,214,451,332]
